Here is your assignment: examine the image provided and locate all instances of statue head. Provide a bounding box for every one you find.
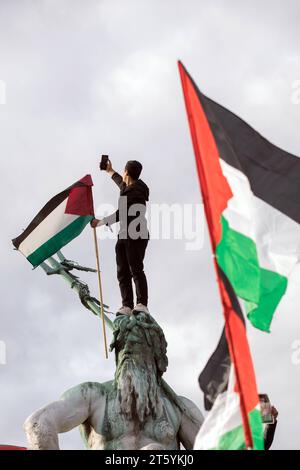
[110,312,168,423]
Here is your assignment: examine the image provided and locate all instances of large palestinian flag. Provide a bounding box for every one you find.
[12,175,94,267]
[178,62,266,449]
[179,64,300,334]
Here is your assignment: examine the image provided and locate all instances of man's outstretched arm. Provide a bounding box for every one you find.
[106,159,124,189]
[23,383,91,450]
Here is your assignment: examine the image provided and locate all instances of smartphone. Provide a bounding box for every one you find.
[259,394,274,424]
[100,154,109,170]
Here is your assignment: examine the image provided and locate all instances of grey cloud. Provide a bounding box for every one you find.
[0,0,299,450]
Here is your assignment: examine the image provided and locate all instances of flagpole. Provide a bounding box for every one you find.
[93,227,108,359]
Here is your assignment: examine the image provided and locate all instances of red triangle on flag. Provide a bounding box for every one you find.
[65,175,94,216]
[78,174,93,186]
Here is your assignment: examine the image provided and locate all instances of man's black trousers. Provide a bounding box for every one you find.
[115,238,148,309]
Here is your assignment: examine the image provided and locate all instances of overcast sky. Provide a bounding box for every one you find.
[0,0,299,450]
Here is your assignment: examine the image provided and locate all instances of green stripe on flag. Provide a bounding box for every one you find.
[216,216,287,332]
[212,424,246,450]
[27,215,93,267]
[249,408,264,450]
[212,408,264,450]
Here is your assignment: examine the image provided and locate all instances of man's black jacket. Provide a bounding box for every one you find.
[103,172,149,240]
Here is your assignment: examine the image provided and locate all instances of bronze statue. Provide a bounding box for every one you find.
[22,252,203,449]
[24,311,203,450]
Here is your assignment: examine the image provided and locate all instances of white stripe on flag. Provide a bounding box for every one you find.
[18,198,79,258]
[220,160,300,277]
[194,367,242,450]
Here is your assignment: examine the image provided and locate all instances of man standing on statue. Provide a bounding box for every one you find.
[91,157,150,316]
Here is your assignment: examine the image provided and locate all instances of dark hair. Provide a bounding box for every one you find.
[125,160,143,180]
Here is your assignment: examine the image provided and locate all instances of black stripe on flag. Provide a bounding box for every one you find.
[12,181,88,249]
[199,328,230,411]
[185,69,300,224]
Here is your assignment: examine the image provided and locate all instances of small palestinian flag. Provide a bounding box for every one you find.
[179,62,265,449]
[179,64,300,333]
[12,175,94,267]
[195,366,262,450]
[199,327,231,411]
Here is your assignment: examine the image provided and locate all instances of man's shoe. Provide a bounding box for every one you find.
[116,306,133,316]
[133,303,149,315]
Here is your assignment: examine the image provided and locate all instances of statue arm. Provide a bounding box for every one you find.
[23,383,92,450]
[178,396,204,450]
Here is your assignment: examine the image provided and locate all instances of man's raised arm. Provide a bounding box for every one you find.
[105,159,124,189]
[91,159,123,228]
[23,383,91,450]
